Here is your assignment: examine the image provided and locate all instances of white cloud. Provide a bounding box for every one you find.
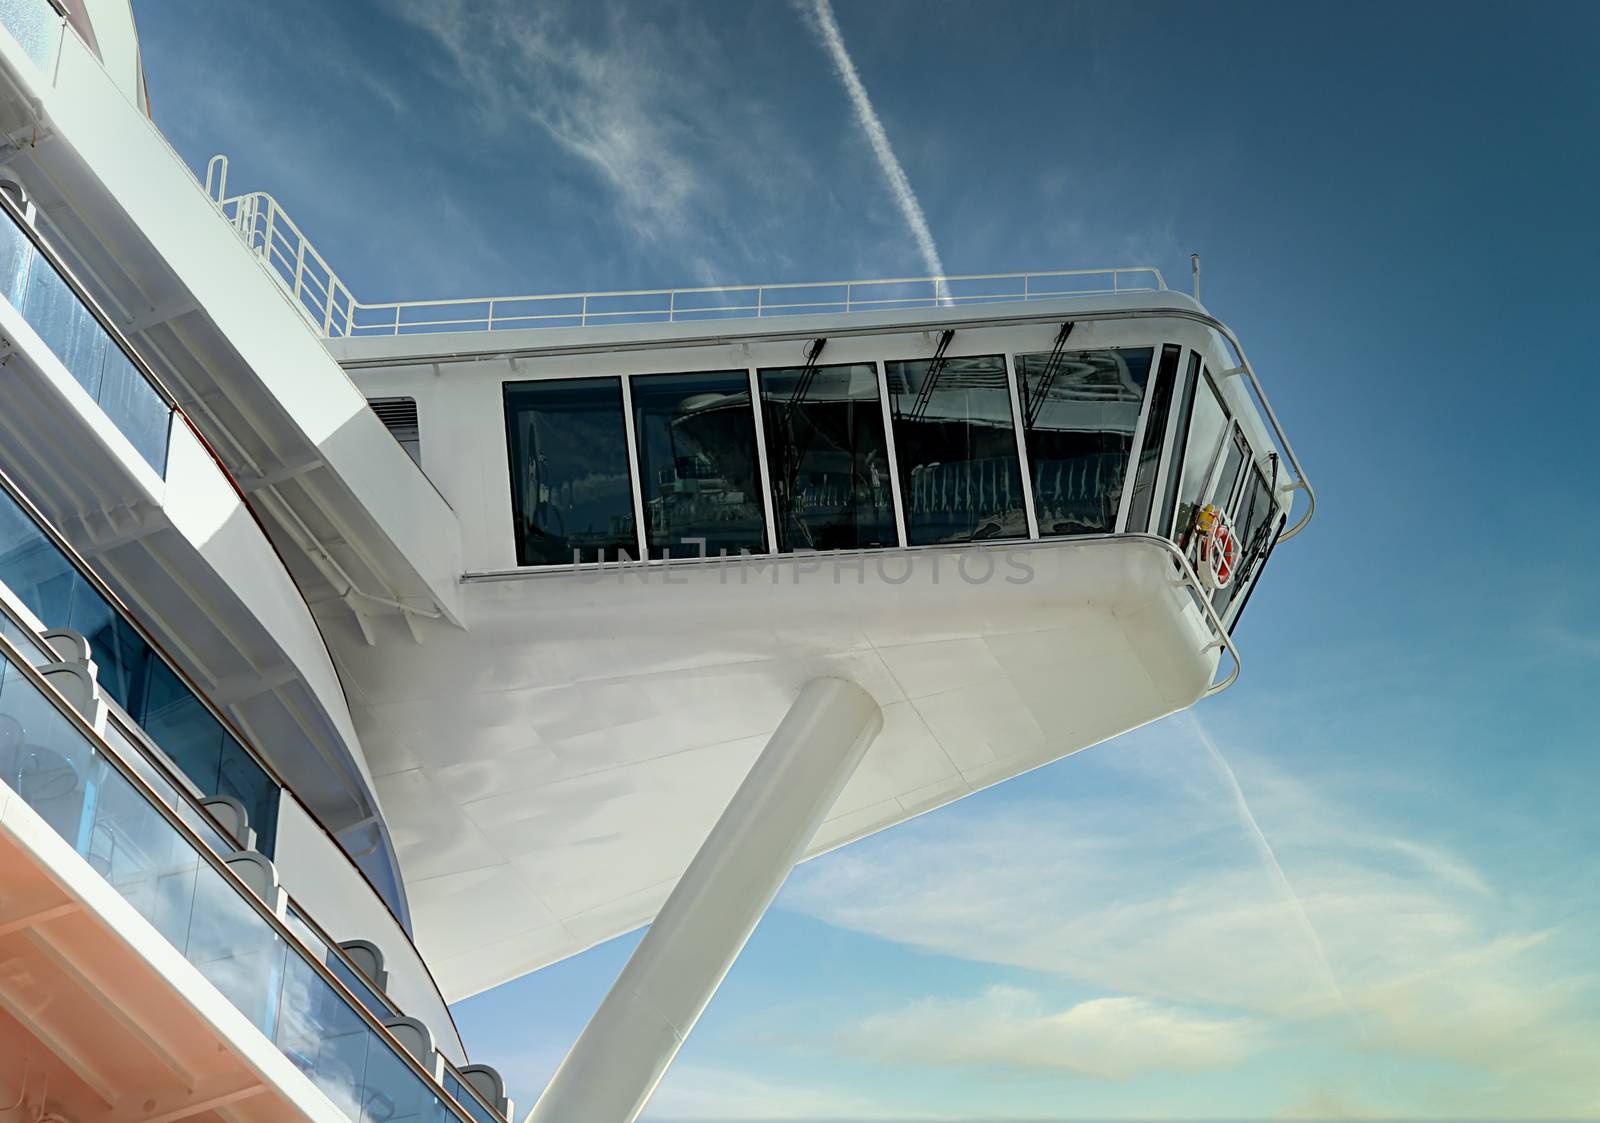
[644,1064,932,1122]
[849,986,1262,1080]
[785,717,1600,1114]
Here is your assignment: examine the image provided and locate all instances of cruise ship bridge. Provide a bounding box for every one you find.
[0,3,1311,1122]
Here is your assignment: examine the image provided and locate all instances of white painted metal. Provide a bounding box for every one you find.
[527,677,883,1123]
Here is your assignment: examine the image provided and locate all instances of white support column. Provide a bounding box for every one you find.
[526,677,883,1123]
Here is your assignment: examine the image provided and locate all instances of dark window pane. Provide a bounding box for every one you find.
[1216,430,1249,517]
[885,354,1027,545]
[1018,347,1152,537]
[505,378,637,565]
[1174,370,1229,546]
[139,658,225,797]
[67,581,151,712]
[1126,345,1181,533]
[218,733,280,856]
[1215,463,1276,616]
[0,487,76,624]
[98,347,172,473]
[1159,353,1201,537]
[759,362,896,552]
[632,371,767,559]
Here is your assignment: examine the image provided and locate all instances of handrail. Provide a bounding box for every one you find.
[0,590,503,1119]
[0,628,487,1123]
[1131,533,1241,697]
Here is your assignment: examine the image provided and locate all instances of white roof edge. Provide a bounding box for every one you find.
[326,290,1211,367]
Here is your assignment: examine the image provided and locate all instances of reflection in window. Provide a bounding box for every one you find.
[759,363,895,552]
[1215,461,1277,616]
[505,379,638,565]
[632,371,767,558]
[885,354,1027,545]
[1174,368,1229,546]
[1018,347,1152,536]
[1126,345,1182,533]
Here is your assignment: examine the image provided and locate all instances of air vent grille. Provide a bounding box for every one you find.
[368,396,421,465]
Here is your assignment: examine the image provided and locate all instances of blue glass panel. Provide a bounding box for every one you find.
[21,252,109,398]
[0,205,34,304]
[632,371,767,559]
[0,488,76,625]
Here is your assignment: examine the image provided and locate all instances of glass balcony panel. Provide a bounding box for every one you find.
[21,251,110,399]
[276,950,375,1120]
[359,1041,455,1123]
[85,753,204,950]
[758,363,896,552]
[504,378,638,565]
[1017,347,1153,537]
[0,0,59,66]
[182,853,289,1033]
[0,647,476,1123]
[443,1071,500,1123]
[632,371,767,559]
[885,354,1028,545]
[0,655,98,842]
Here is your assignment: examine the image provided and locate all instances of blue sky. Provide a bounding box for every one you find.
[133,0,1600,1117]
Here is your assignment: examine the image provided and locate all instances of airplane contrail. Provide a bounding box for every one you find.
[801,0,948,286]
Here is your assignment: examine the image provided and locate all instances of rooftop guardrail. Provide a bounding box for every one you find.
[204,157,1166,340]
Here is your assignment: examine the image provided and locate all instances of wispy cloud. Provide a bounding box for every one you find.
[849,986,1262,1079]
[785,719,1600,1116]
[645,1064,931,1122]
[386,0,816,286]
[795,0,947,281]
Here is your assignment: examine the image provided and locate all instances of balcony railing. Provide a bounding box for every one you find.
[0,611,505,1123]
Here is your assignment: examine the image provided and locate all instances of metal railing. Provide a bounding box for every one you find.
[0,615,502,1123]
[203,157,1165,340]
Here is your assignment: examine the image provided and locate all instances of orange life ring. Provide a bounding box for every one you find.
[1196,504,1238,590]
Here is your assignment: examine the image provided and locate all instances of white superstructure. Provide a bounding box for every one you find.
[0,3,1312,1122]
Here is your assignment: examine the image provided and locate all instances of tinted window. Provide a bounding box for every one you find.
[1018,347,1152,536]
[1125,345,1181,533]
[1174,370,1229,546]
[759,362,896,552]
[1217,463,1277,616]
[505,378,638,565]
[632,371,767,558]
[885,353,1027,545]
